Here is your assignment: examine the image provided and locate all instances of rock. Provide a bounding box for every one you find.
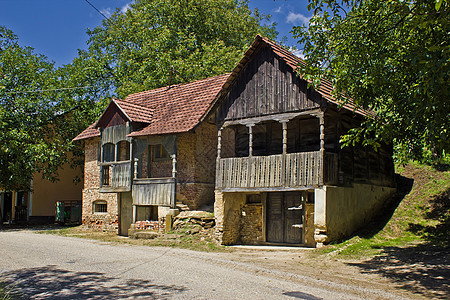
[132,231,158,239]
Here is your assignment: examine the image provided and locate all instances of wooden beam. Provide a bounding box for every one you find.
[222,109,322,128]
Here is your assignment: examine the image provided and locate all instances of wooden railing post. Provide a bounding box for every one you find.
[280,120,288,186]
[319,112,325,185]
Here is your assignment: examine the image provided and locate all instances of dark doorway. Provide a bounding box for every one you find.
[266,192,303,244]
[2,192,13,223]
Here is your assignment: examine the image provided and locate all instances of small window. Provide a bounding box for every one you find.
[103,143,115,162]
[246,194,261,205]
[152,144,170,161]
[93,200,107,213]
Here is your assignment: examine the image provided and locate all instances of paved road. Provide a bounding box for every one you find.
[0,230,405,299]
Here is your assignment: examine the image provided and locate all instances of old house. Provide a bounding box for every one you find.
[0,167,83,225]
[207,35,396,247]
[73,75,228,235]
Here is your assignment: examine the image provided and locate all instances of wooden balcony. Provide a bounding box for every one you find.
[216,151,338,191]
[99,161,132,192]
[132,177,176,207]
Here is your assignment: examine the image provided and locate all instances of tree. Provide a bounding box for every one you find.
[79,0,277,99]
[0,26,103,190]
[292,0,449,163]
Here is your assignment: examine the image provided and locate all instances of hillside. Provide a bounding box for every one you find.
[316,161,449,298]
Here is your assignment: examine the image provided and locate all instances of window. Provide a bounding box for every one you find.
[93,200,107,213]
[117,141,130,161]
[152,144,170,161]
[102,143,115,162]
[234,126,249,157]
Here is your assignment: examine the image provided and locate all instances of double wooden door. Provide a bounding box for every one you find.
[266,192,303,244]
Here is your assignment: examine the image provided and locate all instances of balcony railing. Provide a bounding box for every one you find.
[216,151,338,191]
[132,177,176,207]
[100,161,132,192]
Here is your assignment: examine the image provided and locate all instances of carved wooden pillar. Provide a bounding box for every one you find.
[171,154,177,178]
[281,120,288,155]
[217,127,222,160]
[319,112,325,185]
[319,113,325,152]
[247,125,253,157]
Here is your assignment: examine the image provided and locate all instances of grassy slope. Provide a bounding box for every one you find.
[316,161,450,258]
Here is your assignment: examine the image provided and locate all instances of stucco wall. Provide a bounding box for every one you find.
[314,184,396,243]
[31,162,83,217]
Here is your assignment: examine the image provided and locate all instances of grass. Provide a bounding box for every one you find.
[314,161,450,259]
[39,223,228,252]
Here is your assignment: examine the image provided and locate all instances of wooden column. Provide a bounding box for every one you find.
[171,154,177,178]
[114,143,118,162]
[217,128,222,160]
[129,139,134,187]
[281,120,288,154]
[247,125,253,157]
[319,112,325,185]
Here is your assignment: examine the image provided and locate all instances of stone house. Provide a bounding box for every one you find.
[206,35,397,247]
[73,75,228,235]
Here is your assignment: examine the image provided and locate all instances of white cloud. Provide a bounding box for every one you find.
[100,7,113,18]
[286,12,311,25]
[121,3,132,14]
[291,49,305,59]
[100,2,132,18]
[274,6,282,13]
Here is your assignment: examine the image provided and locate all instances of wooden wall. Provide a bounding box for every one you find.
[214,45,323,122]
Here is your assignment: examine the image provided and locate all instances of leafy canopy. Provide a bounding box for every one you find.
[81,0,277,98]
[0,26,104,190]
[292,0,449,163]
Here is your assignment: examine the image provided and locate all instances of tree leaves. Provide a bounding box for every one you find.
[292,0,449,163]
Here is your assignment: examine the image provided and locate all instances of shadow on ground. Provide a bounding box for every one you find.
[0,265,187,299]
[348,185,450,299]
[347,244,449,298]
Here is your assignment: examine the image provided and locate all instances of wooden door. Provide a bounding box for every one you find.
[119,192,133,236]
[266,192,303,244]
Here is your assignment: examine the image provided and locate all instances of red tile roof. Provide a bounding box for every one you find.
[73,74,229,140]
[73,122,100,141]
[112,99,154,124]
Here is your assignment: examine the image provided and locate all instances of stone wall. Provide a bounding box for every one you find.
[214,191,264,245]
[240,204,263,244]
[175,122,217,209]
[82,138,119,232]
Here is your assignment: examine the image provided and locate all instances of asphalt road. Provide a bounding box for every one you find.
[0,230,406,299]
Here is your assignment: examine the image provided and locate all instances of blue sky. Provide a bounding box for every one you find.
[0,0,312,66]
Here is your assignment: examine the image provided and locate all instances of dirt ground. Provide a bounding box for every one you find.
[215,245,449,299]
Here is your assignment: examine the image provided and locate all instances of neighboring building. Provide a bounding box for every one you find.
[73,75,228,235]
[206,35,396,247]
[0,165,83,225]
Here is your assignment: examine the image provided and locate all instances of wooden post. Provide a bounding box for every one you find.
[134,158,138,179]
[319,113,325,185]
[132,205,137,223]
[171,154,177,178]
[114,143,118,162]
[129,139,134,187]
[217,128,222,160]
[281,120,288,155]
[281,120,288,186]
[247,125,253,157]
